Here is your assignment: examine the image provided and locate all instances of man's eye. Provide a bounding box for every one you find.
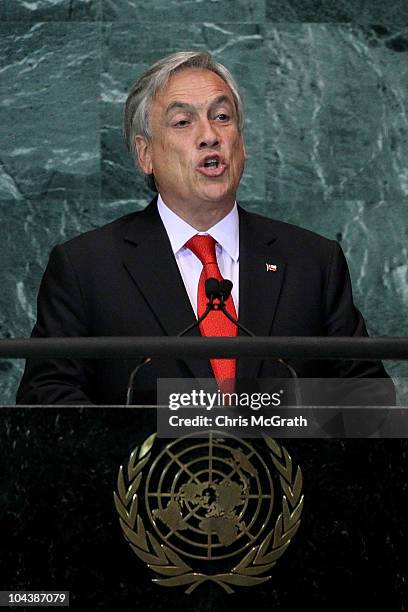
[174,119,190,127]
[215,113,230,122]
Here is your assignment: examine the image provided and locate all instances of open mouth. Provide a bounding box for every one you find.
[197,155,226,177]
[204,158,220,168]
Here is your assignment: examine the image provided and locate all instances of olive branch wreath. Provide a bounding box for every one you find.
[114,433,304,594]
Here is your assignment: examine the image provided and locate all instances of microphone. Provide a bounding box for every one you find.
[126,278,222,404]
[126,357,151,405]
[185,276,300,402]
[217,279,254,337]
[206,277,222,301]
[176,278,223,337]
[219,279,233,300]
[126,277,301,406]
[219,279,232,296]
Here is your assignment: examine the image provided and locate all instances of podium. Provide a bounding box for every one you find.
[1,405,407,611]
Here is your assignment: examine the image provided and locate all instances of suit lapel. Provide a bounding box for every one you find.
[119,200,287,381]
[119,199,212,379]
[237,206,286,380]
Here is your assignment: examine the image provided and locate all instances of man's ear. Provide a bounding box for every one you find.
[134,135,153,174]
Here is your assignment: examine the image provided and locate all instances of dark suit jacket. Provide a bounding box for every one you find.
[16,199,392,405]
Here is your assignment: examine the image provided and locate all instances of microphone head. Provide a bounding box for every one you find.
[205,278,221,299]
[219,279,233,300]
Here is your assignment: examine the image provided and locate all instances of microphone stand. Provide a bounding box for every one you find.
[125,279,221,405]
[126,357,152,406]
[125,277,302,406]
[217,282,302,406]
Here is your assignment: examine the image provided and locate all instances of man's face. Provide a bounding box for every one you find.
[135,68,245,216]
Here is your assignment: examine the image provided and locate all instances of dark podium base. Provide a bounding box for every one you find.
[1,407,407,611]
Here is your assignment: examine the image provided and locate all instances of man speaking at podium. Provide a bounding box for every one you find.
[16,51,393,405]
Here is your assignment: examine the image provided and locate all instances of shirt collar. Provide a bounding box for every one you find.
[157,193,239,262]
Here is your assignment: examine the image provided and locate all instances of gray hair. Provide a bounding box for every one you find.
[123,51,244,191]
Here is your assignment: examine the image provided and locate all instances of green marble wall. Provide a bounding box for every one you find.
[1,0,408,402]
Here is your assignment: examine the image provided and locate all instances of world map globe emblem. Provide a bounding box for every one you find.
[115,431,303,591]
[145,432,275,561]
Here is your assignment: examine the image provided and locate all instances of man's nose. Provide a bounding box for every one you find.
[197,119,220,148]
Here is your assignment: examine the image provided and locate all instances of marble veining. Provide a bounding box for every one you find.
[0,0,100,21]
[266,0,408,24]
[102,0,265,22]
[1,18,407,400]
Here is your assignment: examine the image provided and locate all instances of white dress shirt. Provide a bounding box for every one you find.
[157,194,239,318]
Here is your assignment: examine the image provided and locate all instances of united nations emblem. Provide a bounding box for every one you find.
[114,432,303,593]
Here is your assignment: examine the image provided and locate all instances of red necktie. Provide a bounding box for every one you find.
[185,235,237,387]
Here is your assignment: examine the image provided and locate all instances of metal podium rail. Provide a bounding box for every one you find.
[1,336,408,359]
